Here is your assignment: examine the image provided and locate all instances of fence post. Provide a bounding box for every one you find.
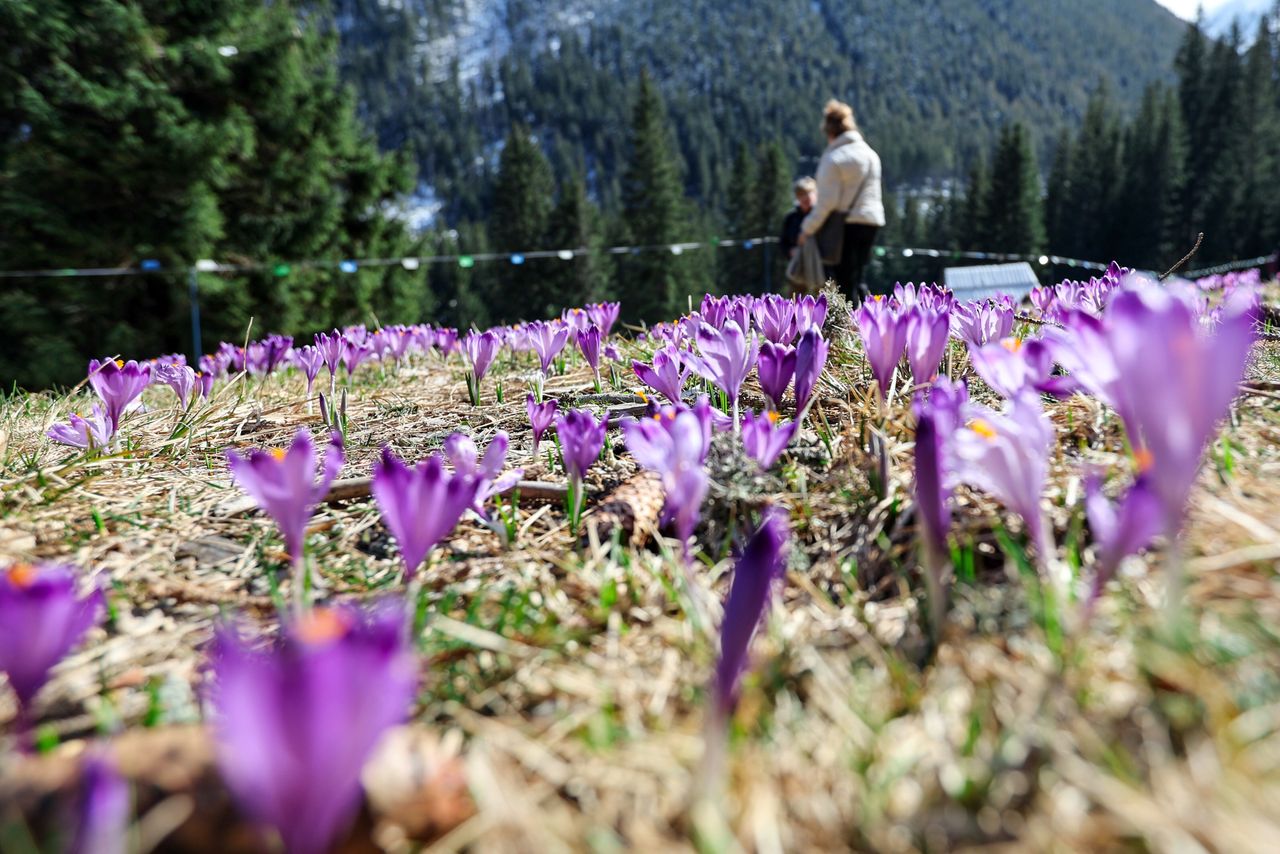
[188,266,203,360]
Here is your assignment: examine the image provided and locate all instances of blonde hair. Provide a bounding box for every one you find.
[794,176,817,194]
[822,99,857,137]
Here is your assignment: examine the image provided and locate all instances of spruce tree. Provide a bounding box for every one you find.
[544,172,607,309]
[720,144,760,294]
[490,124,555,320]
[958,161,990,250]
[1044,130,1073,254]
[618,71,689,321]
[982,123,1043,256]
[753,141,793,293]
[0,0,419,389]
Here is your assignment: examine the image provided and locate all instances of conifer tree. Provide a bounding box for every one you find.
[754,141,793,293]
[982,123,1043,255]
[958,161,990,250]
[618,71,690,321]
[0,0,419,388]
[490,124,555,320]
[544,172,607,310]
[720,144,760,294]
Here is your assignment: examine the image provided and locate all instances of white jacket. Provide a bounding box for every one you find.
[801,130,885,234]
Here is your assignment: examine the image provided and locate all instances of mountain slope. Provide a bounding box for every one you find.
[332,0,1190,223]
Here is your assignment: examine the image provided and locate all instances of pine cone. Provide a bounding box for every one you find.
[583,470,665,548]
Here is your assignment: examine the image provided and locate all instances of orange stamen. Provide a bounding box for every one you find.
[968,418,998,441]
[1133,447,1154,473]
[270,447,288,461]
[294,608,350,644]
[1001,337,1024,353]
[7,563,37,589]
[114,359,125,368]
[766,411,780,424]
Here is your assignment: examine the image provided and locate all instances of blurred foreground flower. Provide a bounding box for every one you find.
[1083,472,1162,618]
[1059,279,1256,540]
[714,508,789,721]
[0,562,104,740]
[951,392,1055,569]
[211,602,417,854]
[71,751,129,854]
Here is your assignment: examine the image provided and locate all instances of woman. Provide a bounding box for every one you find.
[798,100,885,302]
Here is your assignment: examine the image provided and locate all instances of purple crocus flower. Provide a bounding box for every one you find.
[1082,472,1162,616]
[71,752,130,854]
[556,409,609,483]
[88,358,151,433]
[371,449,479,579]
[443,431,524,518]
[314,331,345,393]
[434,327,459,357]
[950,299,1015,347]
[225,430,345,584]
[911,377,968,632]
[713,508,789,720]
[794,293,828,333]
[951,391,1055,559]
[528,320,571,376]
[854,298,908,398]
[555,409,609,527]
[293,345,325,397]
[526,394,558,458]
[905,303,950,385]
[341,337,373,377]
[753,295,798,344]
[756,342,796,411]
[633,346,691,406]
[461,329,502,406]
[195,369,214,400]
[969,337,1077,400]
[211,602,417,854]
[47,405,114,450]
[587,301,621,337]
[1096,281,1256,537]
[793,327,829,420]
[153,362,197,409]
[0,562,105,726]
[691,320,759,426]
[622,402,711,556]
[741,410,798,470]
[577,324,603,384]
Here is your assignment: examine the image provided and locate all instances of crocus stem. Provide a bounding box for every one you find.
[731,398,740,436]
[695,705,730,805]
[1164,531,1186,631]
[922,542,948,644]
[571,476,584,532]
[291,554,308,618]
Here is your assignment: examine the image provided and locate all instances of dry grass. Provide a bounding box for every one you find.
[3,286,1280,852]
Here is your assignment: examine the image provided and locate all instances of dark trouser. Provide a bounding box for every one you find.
[825,224,879,304]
